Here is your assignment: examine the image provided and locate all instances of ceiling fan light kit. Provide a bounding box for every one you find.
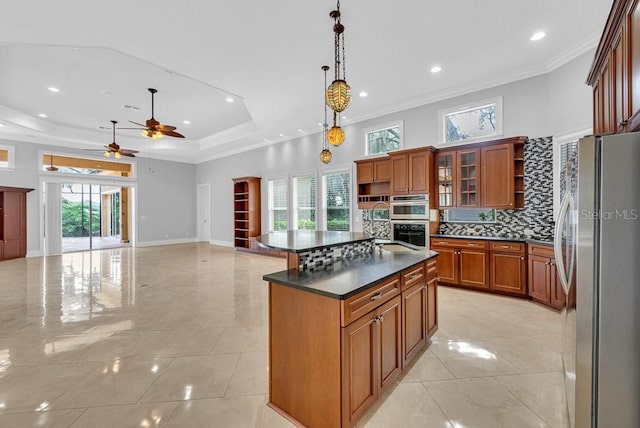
[102,120,138,158]
[125,88,185,139]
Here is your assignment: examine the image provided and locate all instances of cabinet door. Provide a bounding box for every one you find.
[528,255,551,303]
[612,26,628,133]
[374,159,391,182]
[402,283,427,367]
[629,0,640,131]
[436,152,456,208]
[408,151,429,194]
[377,296,402,391]
[459,249,488,288]
[594,79,604,134]
[357,161,374,184]
[432,247,458,284]
[342,312,377,425]
[390,155,408,194]
[601,57,614,134]
[549,262,566,310]
[490,252,526,295]
[426,276,438,337]
[481,144,514,208]
[456,149,480,207]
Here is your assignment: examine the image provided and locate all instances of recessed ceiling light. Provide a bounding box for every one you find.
[297,129,303,132]
[359,91,368,97]
[530,31,546,41]
[430,65,442,73]
[279,134,284,137]
[0,123,5,127]
[318,122,323,126]
[183,120,191,125]
[264,138,268,142]
[341,116,347,120]
[38,113,48,118]
[47,87,60,93]
[225,97,235,103]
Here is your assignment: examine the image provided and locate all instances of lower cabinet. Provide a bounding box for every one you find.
[426,258,438,337]
[489,241,527,295]
[342,295,401,425]
[430,238,489,289]
[402,282,427,367]
[528,244,565,310]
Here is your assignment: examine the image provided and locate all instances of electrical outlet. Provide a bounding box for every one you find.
[332,247,342,259]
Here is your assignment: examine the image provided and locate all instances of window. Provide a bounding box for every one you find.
[41,153,134,177]
[0,145,15,170]
[365,121,403,155]
[268,178,288,231]
[322,171,350,231]
[292,174,316,230]
[438,97,503,145]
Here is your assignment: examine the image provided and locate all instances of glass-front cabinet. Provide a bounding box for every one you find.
[457,148,480,207]
[437,152,456,207]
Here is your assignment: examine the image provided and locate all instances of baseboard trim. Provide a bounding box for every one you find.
[27,250,44,257]
[136,238,197,248]
[209,239,234,248]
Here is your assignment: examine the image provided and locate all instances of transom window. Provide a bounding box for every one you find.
[0,145,15,169]
[41,153,134,177]
[365,121,403,155]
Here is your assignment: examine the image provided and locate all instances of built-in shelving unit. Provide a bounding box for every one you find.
[514,141,525,209]
[233,177,261,251]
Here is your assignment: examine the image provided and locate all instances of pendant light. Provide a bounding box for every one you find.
[325,0,351,113]
[320,65,332,164]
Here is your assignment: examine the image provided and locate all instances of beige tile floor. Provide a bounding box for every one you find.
[0,244,568,427]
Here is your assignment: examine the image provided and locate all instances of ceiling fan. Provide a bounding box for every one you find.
[102,120,139,158]
[123,88,185,139]
[45,154,58,172]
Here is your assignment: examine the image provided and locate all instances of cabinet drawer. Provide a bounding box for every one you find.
[528,243,554,257]
[342,275,401,327]
[402,264,425,291]
[426,258,437,279]
[490,241,525,253]
[431,238,488,249]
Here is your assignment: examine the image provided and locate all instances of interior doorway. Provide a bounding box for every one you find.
[61,183,130,253]
[197,183,211,242]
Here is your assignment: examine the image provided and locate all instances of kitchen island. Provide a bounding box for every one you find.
[259,231,439,428]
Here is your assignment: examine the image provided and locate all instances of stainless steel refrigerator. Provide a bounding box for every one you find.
[556,133,640,427]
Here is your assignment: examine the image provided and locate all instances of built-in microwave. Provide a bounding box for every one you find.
[391,220,429,249]
[389,194,429,220]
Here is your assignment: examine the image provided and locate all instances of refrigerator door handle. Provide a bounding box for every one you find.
[554,193,572,296]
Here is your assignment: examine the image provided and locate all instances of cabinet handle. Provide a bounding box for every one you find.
[521,257,525,260]
[409,273,418,279]
[370,291,383,301]
[618,119,629,127]
[468,243,480,247]
[373,316,381,324]
[378,315,384,323]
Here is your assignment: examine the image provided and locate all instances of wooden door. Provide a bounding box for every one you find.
[490,252,526,295]
[528,255,551,303]
[342,312,377,425]
[426,276,438,337]
[436,152,456,208]
[373,159,391,182]
[408,151,429,194]
[549,262,566,310]
[432,247,458,284]
[2,192,25,259]
[377,296,402,391]
[401,283,427,367]
[481,144,514,208]
[357,161,374,184]
[390,155,408,194]
[456,149,480,207]
[459,249,488,288]
[629,0,640,131]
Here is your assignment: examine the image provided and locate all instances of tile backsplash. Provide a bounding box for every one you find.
[438,136,554,238]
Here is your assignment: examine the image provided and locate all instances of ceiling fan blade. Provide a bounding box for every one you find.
[121,152,136,158]
[120,149,139,154]
[157,123,177,131]
[119,127,145,130]
[160,129,185,138]
[129,120,147,127]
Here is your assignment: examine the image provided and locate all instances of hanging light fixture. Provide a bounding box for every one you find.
[320,65,332,164]
[326,0,351,113]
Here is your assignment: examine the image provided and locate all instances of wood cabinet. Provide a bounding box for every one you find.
[355,158,391,209]
[426,258,438,337]
[0,186,33,261]
[430,238,489,289]
[588,0,640,133]
[489,241,527,296]
[267,258,438,427]
[436,138,525,209]
[528,243,565,310]
[389,148,435,197]
[232,177,261,252]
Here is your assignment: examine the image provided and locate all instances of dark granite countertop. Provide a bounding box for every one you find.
[431,234,554,245]
[256,231,372,253]
[263,250,439,300]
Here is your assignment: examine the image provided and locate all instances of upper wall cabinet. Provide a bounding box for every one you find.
[389,148,435,198]
[355,157,391,209]
[588,0,640,134]
[436,137,526,210]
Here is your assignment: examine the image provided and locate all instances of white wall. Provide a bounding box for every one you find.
[0,138,197,254]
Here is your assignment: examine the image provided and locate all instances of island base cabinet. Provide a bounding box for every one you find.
[342,295,402,427]
[402,283,427,367]
[427,275,438,336]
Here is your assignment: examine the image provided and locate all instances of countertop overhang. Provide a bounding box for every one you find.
[256,230,372,253]
[263,250,439,300]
